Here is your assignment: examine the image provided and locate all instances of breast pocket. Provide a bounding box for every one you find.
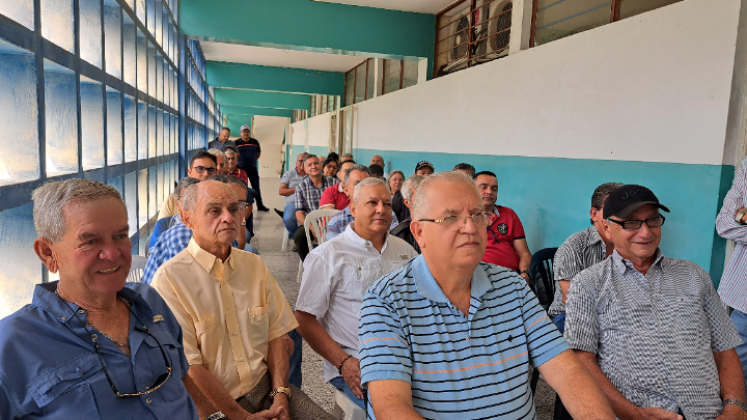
[142,328,186,402]
[248,306,270,355]
[194,315,222,365]
[28,354,102,420]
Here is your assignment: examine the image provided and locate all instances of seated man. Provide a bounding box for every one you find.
[368,164,385,179]
[389,175,425,253]
[547,182,621,333]
[148,177,201,253]
[475,171,532,281]
[159,151,217,219]
[453,163,476,177]
[294,154,339,261]
[320,160,355,210]
[358,172,615,420]
[151,180,334,420]
[414,160,434,177]
[370,155,386,177]
[295,178,417,409]
[566,184,746,420]
[341,153,354,163]
[226,146,249,186]
[327,165,398,240]
[277,152,307,235]
[0,179,205,420]
[208,148,228,174]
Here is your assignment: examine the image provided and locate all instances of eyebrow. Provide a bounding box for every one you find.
[78,227,129,240]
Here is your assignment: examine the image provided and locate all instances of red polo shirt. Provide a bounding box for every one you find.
[481,205,526,271]
[319,184,349,210]
[229,168,249,186]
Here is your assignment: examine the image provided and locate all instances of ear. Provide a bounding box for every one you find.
[602,218,612,238]
[34,238,58,273]
[181,209,194,230]
[349,200,357,221]
[410,220,426,251]
[590,207,598,222]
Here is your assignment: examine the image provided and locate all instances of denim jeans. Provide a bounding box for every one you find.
[283,202,298,235]
[731,309,747,389]
[288,326,303,389]
[329,376,365,409]
[552,313,566,334]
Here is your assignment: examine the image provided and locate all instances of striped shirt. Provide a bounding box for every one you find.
[548,227,607,316]
[565,249,742,419]
[359,255,569,420]
[295,175,338,214]
[716,156,747,313]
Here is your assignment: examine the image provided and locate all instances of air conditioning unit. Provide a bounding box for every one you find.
[477,0,513,63]
[438,7,471,75]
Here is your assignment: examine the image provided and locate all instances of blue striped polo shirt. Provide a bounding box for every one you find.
[359,255,568,420]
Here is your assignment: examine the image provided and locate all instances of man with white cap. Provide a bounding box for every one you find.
[236,124,269,212]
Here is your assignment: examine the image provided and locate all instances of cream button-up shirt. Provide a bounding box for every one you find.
[152,239,298,398]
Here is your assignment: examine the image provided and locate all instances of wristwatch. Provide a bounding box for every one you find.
[205,412,226,420]
[735,209,747,225]
[269,387,291,401]
[724,399,747,412]
[521,270,532,280]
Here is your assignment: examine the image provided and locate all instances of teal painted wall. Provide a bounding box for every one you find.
[215,88,310,111]
[354,148,733,283]
[181,0,435,76]
[225,114,254,135]
[208,62,344,96]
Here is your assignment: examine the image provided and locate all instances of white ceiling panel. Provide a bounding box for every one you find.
[200,41,368,73]
[316,0,456,14]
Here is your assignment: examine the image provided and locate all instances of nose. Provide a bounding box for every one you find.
[635,222,655,239]
[461,215,478,233]
[99,241,122,261]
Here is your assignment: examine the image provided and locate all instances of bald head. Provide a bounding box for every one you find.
[370,155,384,168]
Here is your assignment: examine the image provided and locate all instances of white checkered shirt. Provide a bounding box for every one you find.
[565,249,742,419]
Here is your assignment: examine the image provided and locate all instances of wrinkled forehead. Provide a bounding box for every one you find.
[425,180,482,213]
[198,181,238,204]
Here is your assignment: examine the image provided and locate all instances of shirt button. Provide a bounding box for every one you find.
[233,332,238,336]
[60,316,67,320]
[145,398,153,404]
[77,309,85,314]
[227,306,232,310]
[239,358,244,362]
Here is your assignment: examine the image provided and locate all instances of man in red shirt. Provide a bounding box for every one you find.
[320,160,356,210]
[474,171,532,282]
[225,146,249,186]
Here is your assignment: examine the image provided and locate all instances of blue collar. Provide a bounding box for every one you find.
[412,256,492,304]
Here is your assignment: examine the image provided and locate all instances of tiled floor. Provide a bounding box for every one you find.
[253,176,557,418]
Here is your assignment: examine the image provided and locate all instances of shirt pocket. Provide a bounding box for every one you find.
[141,328,186,402]
[28,354,102,419]
[194,315,222,365]
[248,306,270,355]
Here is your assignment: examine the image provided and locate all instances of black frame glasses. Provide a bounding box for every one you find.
[192,165,217,175]
[608,215,666,231]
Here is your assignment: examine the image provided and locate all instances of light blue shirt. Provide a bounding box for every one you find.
[0,282,198,420]
[359,256,568,419]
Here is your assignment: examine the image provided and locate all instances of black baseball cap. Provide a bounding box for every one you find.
[603,184,670,219]
[415,161,434,172]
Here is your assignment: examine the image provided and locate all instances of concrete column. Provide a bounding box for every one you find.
[373,58,383,98]
[418,57,428,84]
[509,0,534,54]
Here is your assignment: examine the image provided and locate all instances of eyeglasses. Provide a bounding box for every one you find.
[418,213,492,230]
[192,166,217,175]
[608,215,665,231]
[206,202,248,219]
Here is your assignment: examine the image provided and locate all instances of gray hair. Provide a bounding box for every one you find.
[341,153,354,160]
[207,148,226,161]
[401,175,425,202]
[344,164,369,185]
[32,179,124,243]
[303,154,318,165]
[353,177,390,204]
[180,183,200,212]
[208,174,248,198]
[175,177,200,201]
[412,171,479,220]
[388,170,405,180]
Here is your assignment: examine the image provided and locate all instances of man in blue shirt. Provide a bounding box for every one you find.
[0,179,223,420]
[358,172,614,420]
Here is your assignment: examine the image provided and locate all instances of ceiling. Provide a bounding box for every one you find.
[316,0,456,14]
[200,41,368,73]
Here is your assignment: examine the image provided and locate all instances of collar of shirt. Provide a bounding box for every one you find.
[36,281,153,326]
[587,226,603,246]
[187,238,236,278]
[610,248,665,276]
[338,184,344,193]
[411,255,492,304]
[344,222,389,254]
[229,168,241,175]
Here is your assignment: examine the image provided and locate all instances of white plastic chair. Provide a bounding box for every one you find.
[297,208,340,283]
[332,389,365,420]
[127,256,147,283]
[281,228,292,252]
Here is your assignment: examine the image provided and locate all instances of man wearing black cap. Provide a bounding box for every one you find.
[236,124,269,211]
[565,185,746,420]
[414,160,434,177]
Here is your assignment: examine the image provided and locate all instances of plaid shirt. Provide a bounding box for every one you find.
[142,215,238,285]
[295,175,338,214]
[565,249,742,419]
[716,156,747,313]
[327,207,399,240]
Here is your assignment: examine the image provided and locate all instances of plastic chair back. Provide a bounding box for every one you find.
[127,256,148,283]
[303,208,340,251]
[529,247,558,308]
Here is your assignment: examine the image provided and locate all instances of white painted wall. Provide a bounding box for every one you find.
[290,112,332,151]
[347,0,742,166]
[253,116,287,177]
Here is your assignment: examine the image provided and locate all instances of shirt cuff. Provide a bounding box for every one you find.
[294,305,324,318]
[361,370,411,388]
[268,319,299,343]
[532,338,571,368]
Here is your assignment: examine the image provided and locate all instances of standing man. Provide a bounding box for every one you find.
[474,171,532,280]
[208,127,235,152]
[566,184,746,420]
[294,154,338,261]
[548,182,621,332]
[718,156,747,388]
[295,178,417,409]
[236,124,269,212]
[358,172,615,420]
[277,152,307,235]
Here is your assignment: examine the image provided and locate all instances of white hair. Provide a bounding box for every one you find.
[411,171,479,220]
[401,175,424,202]
[353,177,390,204]
[32,179,124,243]
[207,148,226,161]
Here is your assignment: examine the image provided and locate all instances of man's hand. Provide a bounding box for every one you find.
[341,357,363,399]
[634,407,682,420]
[717,405,747,420]
[269,393,291,420]
[241,405,284,420]
[520,272,530,283]
[737,208,747,224]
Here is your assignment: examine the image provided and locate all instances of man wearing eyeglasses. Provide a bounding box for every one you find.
[565,184,746,420]
[0,179,209,420]
[358,172,616,420]
[158,151,218,220]
[474,171,533,281]
[151,180,334,420]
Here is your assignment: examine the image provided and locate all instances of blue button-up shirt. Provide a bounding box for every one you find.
[0,282,198,420]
